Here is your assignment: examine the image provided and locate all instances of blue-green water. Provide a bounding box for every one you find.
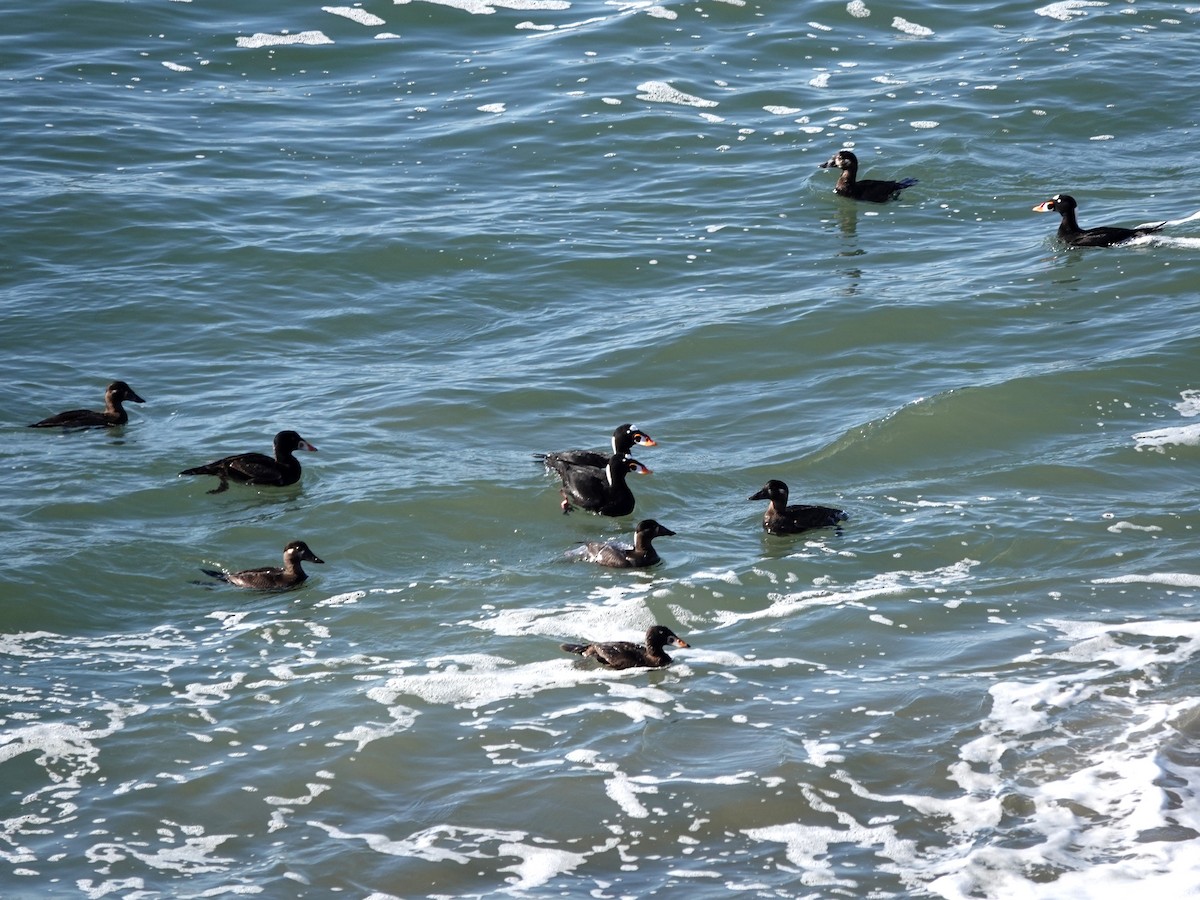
[3,1,1200,897]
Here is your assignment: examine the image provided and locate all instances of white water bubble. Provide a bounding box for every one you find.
[892,16,933,36]
[635,81,719,108]
[322,6,386,25]
[235,31,333,48]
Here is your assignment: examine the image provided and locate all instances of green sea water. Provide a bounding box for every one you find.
[3,1,1200,897]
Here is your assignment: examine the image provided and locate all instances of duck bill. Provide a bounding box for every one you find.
[130,392,146,404]
[748,488,768,501]
[1032,201,1054,213]
[298,440,318,452]
[637,437,658,447]
[633,463,652,475]
[672,638,690,648]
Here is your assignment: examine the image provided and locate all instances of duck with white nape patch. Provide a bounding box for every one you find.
[1032,193,1166,247]
[543,454,651,516]
[533,423,656,470]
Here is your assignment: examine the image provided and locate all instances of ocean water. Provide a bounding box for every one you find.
[3,0,1200,897]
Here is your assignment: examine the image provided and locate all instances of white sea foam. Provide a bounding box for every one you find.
[335,704,420,750]
[322,6,386,25]
[1134,422,1200,449]
[635,81,719,108]
[310,821,586,889]
[1035,0,1108,21]
[235,31,333,48]
[710,559,979,628]
[847,1,870,18]
[746,820,917,888]
[393,0,569,13]
[1093,572,1200,588]
[1176,389,1200,416]
[744,615,1200,896]
[891,16,933,36]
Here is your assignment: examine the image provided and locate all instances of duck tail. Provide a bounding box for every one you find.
[201,568,229,582]
[560,642,589,656]
[897,177,918,189]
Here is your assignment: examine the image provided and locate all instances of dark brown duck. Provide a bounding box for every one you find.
[570,519,676,568]
[560,624,690,669]
[180,429,317,493]
[819,149,918,202]
[29,380,145,428]
[749,479,847,536]
[202,540,324,591]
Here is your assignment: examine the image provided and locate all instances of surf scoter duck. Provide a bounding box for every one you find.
[819,149,918,202]
[749,479,848,536]
[1032,194,1165,247]
[545,454,650,516]
[560,624,690,670]
[180,429,317,493]
[202,540,324,590]
[29,380,145,428]
[570,519,676,568]
[535,423,656,469]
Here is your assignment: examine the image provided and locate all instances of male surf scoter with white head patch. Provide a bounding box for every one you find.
[202,540,324,591]
[560,624,690,670]
[29,380,145,429]
[545,454,650,516]
[819,149,918,203]
[180,429,317,493]
[749,479,848,536]
[534,423,656,470]
[569,519,676,568]
[1033,194,1165,247]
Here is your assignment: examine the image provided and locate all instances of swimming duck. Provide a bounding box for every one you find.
[749,479,848,536]
[560,624,690,669]
[570,519,676,568]
[202,540,324,591]
[535,423,656,469]
[1032,194,1165,247]
[29,380,145,428]
[819,149,918,202]
[180,429,317,493]
[545,454,650,516]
